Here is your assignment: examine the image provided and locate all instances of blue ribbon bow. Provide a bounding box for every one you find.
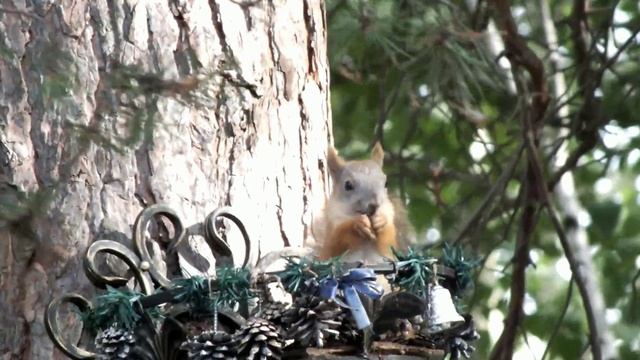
[319,268,383,329]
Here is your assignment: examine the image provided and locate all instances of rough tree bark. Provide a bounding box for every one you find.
[0,0,332,358]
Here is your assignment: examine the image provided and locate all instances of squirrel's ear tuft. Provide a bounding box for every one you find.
[327,147,345,178]
[371,142,384,167]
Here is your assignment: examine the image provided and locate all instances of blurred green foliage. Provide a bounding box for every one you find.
[327,0,640,358]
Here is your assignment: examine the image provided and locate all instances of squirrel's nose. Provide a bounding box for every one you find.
[365,203,378,216]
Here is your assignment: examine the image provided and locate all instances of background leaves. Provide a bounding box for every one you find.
[328,0,640,358]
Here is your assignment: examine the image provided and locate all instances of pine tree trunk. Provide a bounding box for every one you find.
[0,0,331,358]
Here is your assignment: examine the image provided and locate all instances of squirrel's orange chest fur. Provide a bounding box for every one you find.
[320,213,398,262]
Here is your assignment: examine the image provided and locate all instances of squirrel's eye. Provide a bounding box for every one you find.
[344,180,354,191]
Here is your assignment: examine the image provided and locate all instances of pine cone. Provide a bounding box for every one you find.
[253,301,289,324]
[336,307,360,343]
[181,331,237,360]
[235,318,282,360]
[401,315,425,340]
[448,316,480,359]
[94,326,136,359]
[377,315,427,344]
[280,295,342,348]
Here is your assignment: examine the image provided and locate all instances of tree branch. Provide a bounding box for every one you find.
[374,81,388,146]
[453,143,524,244]
[372,73,405,148]
[548,8,639,190]
[543,2,616,358]
[541,276,574,360]
[491,0,549,115]
[525,127,613,360]
[489,153,540,360]
[547,137,596,188]
[599,25,640,75]
[488,1,551,358]
[630,268,640,321]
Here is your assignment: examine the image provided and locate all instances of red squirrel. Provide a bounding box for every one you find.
[320,143,412,263]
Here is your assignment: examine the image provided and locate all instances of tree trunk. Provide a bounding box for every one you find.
[0,0,331,358]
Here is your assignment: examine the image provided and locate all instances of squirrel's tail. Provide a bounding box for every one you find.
[390,195,416,250]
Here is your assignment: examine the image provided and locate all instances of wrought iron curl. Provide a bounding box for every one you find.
[133,205,186,288]
[84,240,154,295]
[45,294,96,359]
[204,206,252,269]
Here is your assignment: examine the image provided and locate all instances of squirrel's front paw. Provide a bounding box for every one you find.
[370,212,387,233]
[354,214,376,241]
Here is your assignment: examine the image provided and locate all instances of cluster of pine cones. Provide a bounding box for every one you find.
[181,318,282,360]
[179,295,358,360]
[94,294,359,360]
[188,293,361,359]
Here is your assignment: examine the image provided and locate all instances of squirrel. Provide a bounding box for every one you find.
[319,142,413,264]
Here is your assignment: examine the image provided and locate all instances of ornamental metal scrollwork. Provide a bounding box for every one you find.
[45,294,95,359]
[84,240,154,295]
[133,205,186,288]
[204,206,252,268]
[45,205,251,359]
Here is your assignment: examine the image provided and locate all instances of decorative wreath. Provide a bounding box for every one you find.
[46,205,480,360]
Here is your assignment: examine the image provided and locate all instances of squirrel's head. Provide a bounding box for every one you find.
[327,142,388,217]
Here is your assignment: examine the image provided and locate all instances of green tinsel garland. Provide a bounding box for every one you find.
[440,243,481,295]
[392,247,437,297]
[172,276,214,313]
[80,245,479,334]
[83,286,147,333]
[278,255,344,294]
[214,266,254,308]
[171,268,255,311]
[83,267,255,333]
